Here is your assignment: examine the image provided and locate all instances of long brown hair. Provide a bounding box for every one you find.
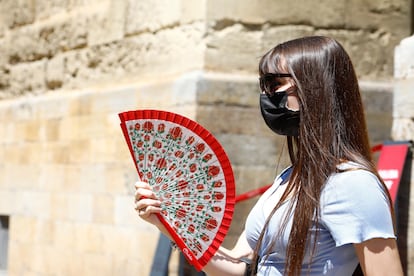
[254,36,394,275]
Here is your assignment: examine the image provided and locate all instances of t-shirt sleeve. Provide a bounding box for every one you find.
[320,169,396,246]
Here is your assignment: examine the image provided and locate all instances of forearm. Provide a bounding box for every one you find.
[203,231,253,276]
[202,247,248,276]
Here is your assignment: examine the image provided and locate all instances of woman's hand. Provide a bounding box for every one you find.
[134,181,163,228]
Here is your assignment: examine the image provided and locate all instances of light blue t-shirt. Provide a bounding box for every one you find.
[245,163,396,275]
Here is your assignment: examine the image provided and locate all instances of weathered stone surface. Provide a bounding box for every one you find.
[206,23,262,72]
[9,59,47,96]
[395,35,414,79]
[46,54,65,89]
[35,0,68,20]
[0,0,35,28]
[87,0,126,46]
[196,74,259,107]
[6,15,88,64]
[394,78,414,119]
[206,0,347,28]
[359,81,394,145]
[126,0,181,34]
[344,0,410,35]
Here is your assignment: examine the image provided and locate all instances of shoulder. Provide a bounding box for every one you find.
[320,161,393,224]
[322,163,388,204]
[319,163,395,245]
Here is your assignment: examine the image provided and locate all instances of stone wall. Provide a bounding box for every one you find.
[0,0,412,275]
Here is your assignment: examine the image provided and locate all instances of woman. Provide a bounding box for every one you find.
[134,36,403,275]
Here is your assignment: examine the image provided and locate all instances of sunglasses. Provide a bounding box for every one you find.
[259,73,292,96]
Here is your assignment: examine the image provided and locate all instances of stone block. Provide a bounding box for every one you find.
[46,54,65,89]
[9,215,37,243]
[125,0,181,35]
[0,190,16,214]
[6,13,88,64]
[215,133,283,167]
[393,78,414,118]
[15,191,51,219]
[53,221,76,250]
[344,0,410,36]
[114,194,137,226]
[43,247,84,275]
[205,23,262,72]
[315,29,396,79]
[9,59,46,96]
[395,35,414,79]
[93,194,114,224]
[0,121,16,144]
[2,164,41,190]
[35,0,68,20]
[102,162,137,195]
[42,118,61,142]
[64,24,204,90]
[113,258,145,276]
[359,81,393,144]
[75,164,108,194]
[89,87,137,114]
[181,0,207,23]
[43,14,89,51]
[66,193,93,222]
[87,0,126,46]
[195,105,270,137]
[196,72,259,107]
[0,97,36,121]
[392,118,414,141]
[100,226,130,254]
[66,139,92,163]
[0,0,35,28]
[75,223,105,253]
[82,253,114,276]
[7,25,47,63]
[7,242,35,275]
[40,142,69,164]
[32,219,55,245]
[207,0,346,28]
[50,193,68,220]
[232,165,285,194]
[262,25,315,53]
[67,0,106,10]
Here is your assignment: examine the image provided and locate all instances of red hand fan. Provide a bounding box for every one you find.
[119,109,236,271]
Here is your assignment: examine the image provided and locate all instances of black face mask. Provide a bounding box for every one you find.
[260,92,300,136]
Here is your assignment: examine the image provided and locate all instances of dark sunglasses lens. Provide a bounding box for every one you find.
[260,75,278,95]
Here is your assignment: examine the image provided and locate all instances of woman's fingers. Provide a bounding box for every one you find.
[134,197,162,225]
[134,181,151,190]
[134,197,161,211]
[134,181,157,201]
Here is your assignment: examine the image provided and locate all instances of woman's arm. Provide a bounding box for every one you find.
[354,238,403,276]
[134,181,254,276]
[202,231,254,276]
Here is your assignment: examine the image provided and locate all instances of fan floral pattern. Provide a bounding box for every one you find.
[125,118,230,259]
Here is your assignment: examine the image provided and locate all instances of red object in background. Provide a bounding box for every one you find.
[376,142,410,203]
[236,142,411,204]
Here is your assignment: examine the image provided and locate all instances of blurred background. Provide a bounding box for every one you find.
[0,0,413,275]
